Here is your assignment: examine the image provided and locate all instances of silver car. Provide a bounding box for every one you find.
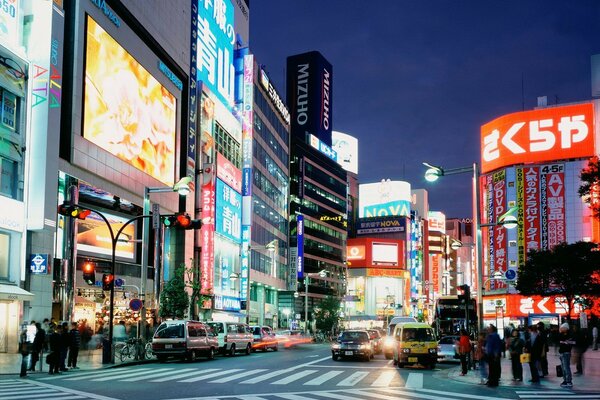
[437,335,460,362]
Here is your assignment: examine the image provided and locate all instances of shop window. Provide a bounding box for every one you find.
[0,232,9,279]
[0,157,18,198]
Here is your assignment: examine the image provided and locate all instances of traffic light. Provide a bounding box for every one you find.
[82,261,96,285]
[102,273,114,291]
[458,284,470,301]
[163,213,201,229]
[57,203,91,220]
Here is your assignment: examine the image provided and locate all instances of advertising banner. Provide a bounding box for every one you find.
[76,212,135,261]
[296,214,304,279]
[240,225,250,300]
[215,178,242,243]
[356,217,405,235]
[187,0,198,177]
[542,164,566,248]
[197,0,235,109]
[516,167,525,267]
[214,294,241,311]
[427,211,445,233]
[216,152,242,193]
[347,245,366,261]
[492,170,507,289]
[308,133,338,163]
[359,180,411,218]
[332,130,358,174]
[0,0,20,49]
[481,103,595,173]
[523,166,541,253]
[214,235,240,294]
[431,254,440,295]
[483,294,589,318]
[201,180,215,294]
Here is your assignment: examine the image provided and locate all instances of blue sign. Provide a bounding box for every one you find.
[357,217,406,235]
[197,0,235,109]
[29,254,48,275]
[296,214,304,279]
[215,178,242,243]
[114,278,124,288]
[505,269,517,281]
[214,294,241,311]
[129,299,143,312]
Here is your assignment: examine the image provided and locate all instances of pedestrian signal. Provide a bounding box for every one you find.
[102,273,114,291]
[82,261,95,285]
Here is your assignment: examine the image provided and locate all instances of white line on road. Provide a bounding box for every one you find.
[303,370,344,385]
[405,387,510,400]
[272,369,318,385]
[240,369,292,384]
[25,378,120,400]
[405,372,423,389]
[209,369,267,383]
[150,368,221,382]
[179,369,243,383]
[371,370,397,387]
[336,371,369,386]
[121,367,197,382]
[308,391,367,400]
[93,368,174,382]
[56,368,152,381]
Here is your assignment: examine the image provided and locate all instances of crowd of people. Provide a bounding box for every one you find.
[458,321,595,388]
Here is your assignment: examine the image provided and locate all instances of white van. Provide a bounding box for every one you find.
[151,320,218,362]
[206,321,254,356]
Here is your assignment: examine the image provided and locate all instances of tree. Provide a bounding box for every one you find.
[516,241,600,321]
[159,263,189,319]
[578,156,600,218]
[314,296,341,335]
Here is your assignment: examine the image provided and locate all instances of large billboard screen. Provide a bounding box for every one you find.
[76,212,136,261]
[287,51,333,146]
[481,103,595,174]
[332,131,358,174]
[359,180,411,218]
[83,16,177,185]
[198,0,235,109]
[215,178,242,243]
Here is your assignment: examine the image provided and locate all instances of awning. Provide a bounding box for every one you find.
[0,284,34,301]
[213,310,247,319]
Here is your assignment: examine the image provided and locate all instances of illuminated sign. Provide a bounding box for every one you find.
[201,180,215,294]
[356,217,405,235]
[481,103,595,173]
[158,60,183,91]
[297,214,304,279]
[214,294,241,311]
[89,0,120,27]
[215,178,242,243]
[372,242,399,266]
[427,211,446,233]
[214,235,240,294]
[0,0,19,48]
[359,180,411,218]
[308,134,338,162]
[216,152,242,193]
[332,131,358,174]
[83,16,176,185]
[347,245,365,260]
[259,69,290,125]
[76,211,136,261]
[198,0,235,109]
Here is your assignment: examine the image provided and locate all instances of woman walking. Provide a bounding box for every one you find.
[458,329,472,376]
[509,329,524,381]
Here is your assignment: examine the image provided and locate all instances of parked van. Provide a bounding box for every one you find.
[392,322,437,369]
[151,320,218,362]
[250,325,278,351]
[206,321,254,355]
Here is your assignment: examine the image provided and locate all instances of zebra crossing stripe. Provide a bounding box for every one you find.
[121,368,197,382]
[150,368,221,382]
[57,368,152,381]
[271,369,318,385]
[240,369,293,384]
[409,387,510,400]
[274,394,314,400]
[0,392,77,400]
[371,370,396,386]
[304,370,344,385]
[209,369,268,383]
[179,369,243,383]
[336,371,369,386]
[92,368,174,382]
[405,372,423,389]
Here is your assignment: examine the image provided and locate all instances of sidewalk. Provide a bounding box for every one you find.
[0,348,154,376]
[449,349,600,391]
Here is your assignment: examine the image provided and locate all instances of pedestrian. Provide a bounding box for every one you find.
[68,322,81,369]
[572,325,588,375]
[593,325,598,351]
[458,329,471,376]
[537,322,549,377]
[18,325,31,378]
[114,320,127,343]
[508,328,524,381]
[475,332,488,384]
[59,322,70,372]
[485,324,502,387]
[47,324,61,375]
[558,323,575,388]
[526,325,542,383]
[30,322,45,371]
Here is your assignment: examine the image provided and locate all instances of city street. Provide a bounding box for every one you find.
[2,344,600,400]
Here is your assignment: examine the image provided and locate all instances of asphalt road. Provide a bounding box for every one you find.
[2,344,599,400]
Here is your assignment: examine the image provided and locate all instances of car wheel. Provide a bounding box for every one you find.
[273,345,278,352]
[208,347,215,360]
[187,350,197,362]
[332,353,338,361]
[157,355,167,363]
[229,344,236,356]
[245,343,252,355]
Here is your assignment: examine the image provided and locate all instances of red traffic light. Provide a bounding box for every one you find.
[102,273,114,291]
[57,203,91,220]
[163,213,201,230]
[83,261,95,285]
[176,213,192,228]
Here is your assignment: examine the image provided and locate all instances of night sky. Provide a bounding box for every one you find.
[249,1,600,219]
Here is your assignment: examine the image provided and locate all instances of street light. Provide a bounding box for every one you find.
[304,269,326,335]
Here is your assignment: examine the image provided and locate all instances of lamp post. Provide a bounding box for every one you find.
[304,270,326,335]
[423,162,518,332]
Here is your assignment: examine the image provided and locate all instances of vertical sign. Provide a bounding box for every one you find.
[431,254,440,295]
[492,170,507,290]
[215,178,242,243]
[543,164,566,248]
[523,166,541,253]
[240,53,253,302]
[296,214,304,279]
[197,0,235,109]
[187,0,198,177]
[516,167,525,268]
[484,174,494,284]
[201,180,215,294]
[540,169,548,250]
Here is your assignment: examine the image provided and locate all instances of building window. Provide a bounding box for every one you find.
[0,232,9,279]
[214,123,241,168]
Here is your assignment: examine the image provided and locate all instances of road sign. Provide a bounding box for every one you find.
[114,278,124,288]
[129,298,143,311]
[152,203,160,229]
[29,254,48,274]
[505,269,517,280]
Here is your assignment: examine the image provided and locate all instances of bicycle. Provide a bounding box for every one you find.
[115,338,147,362]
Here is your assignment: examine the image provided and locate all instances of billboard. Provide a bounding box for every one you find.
[201,180,215,294]
[356,217,405,235]
[287,51,333,146]
[76,212,136,261]
[308,133,337,162]
[427,211,446,233]
[372,242,399,266]
[297,214,304,278]
[215,178,242,243]
[481,103,595,173]
[332,130,358,174]
[83,16,177,185]
[214,235,240,294]
[359,180,411,218]
[347,238,405,269]
[216,152,242,193]
[198,0,235,109]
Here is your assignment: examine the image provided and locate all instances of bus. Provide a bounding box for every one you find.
[433,295,477,337]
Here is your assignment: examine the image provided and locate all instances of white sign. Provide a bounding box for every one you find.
[332,130,358,174]
[0,196,24,232]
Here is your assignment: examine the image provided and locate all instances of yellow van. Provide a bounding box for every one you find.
[392,322,437,369]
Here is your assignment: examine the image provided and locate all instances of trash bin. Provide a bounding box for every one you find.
[102,339,111,364]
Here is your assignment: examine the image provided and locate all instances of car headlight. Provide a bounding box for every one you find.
[429,348,437,354]
[402,348,411,354]
[383,337,395,346]
[331,344,340,349]
[359,344,371,350]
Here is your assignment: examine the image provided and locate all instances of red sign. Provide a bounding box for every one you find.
[481,103,595,173]
[431,254,440,295]
[492,170,507,290]
[543,165,566,248]
[484,294,596,317]
[523,166,541,251]
[216,152,242,193]
[347,245,366,260]
[200,181,215,295]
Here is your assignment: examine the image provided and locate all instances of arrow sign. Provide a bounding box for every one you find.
[537,297,551,313]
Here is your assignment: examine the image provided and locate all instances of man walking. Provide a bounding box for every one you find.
[68,322,81,369]
[558,323,575,388]
[526,325,542,383]
[485,324,502,387]
[537,322,549,377]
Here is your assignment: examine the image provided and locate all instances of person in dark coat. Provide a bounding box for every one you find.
[485,324,503,387]
[68,322,81,369]
[19,326,31,378]
[558,323,575,388]
[47,324,61,374]
[526,325,542,383]
[59,322,70,372]
[509,328,524,381]
[536,322,549,376]
[572,325,588,374]
[29,322,45,371]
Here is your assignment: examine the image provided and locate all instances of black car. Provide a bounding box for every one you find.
[331,330,373,361]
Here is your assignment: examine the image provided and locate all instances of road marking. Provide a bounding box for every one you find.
[93,368,174,382]
[407,387,510,399]
[310,391,367,400]
[405,372,423,389]
[25,378,120,400]
[121,368,196,382]
[518,396,600,399]
[179,369,243,383]
[57,368,152,381]
[209,369,267,383]
[371,370,397,386]
[150,368,221,382]
[303,370,344,385]
[272,369,318,385]
[241,369,292,384]
[336,371,369,386]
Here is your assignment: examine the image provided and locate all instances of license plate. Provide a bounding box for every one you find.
[345,351,353,356]
[165,344,173,349]
[408,357,418,362]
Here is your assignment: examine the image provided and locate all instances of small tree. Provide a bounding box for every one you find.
[578,156,600,218]
[184,259,201,319]
[159,263,189,319]
[517,241,600,321]
[314,296,341,335]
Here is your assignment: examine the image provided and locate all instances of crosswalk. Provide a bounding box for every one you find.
[34,366,415,388]
[0,379,117,400]
[516,390,600,399]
